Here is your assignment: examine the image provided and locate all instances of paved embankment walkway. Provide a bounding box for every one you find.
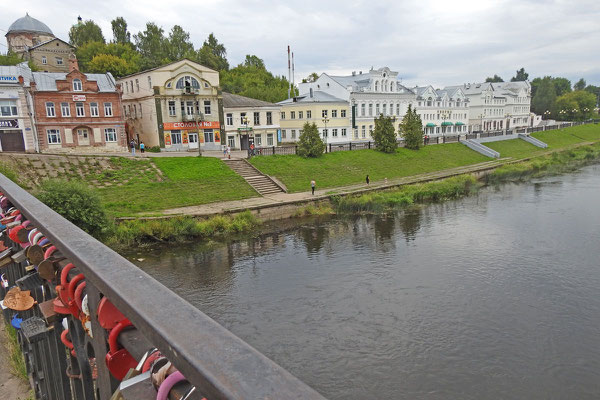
[0,323,31,399]
[139,158,509,219]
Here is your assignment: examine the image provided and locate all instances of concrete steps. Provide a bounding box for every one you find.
[223,159,285,196]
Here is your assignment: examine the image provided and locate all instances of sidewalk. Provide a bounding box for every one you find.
[0,323,31,399]
[131,159,506,219]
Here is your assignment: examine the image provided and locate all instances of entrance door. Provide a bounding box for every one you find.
[77,128,90,146]
[240,134,249,150]
[0,130,25,152]
[188,132,198,149]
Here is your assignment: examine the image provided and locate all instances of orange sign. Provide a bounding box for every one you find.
[163,121,220,130]
[164,132,171,145]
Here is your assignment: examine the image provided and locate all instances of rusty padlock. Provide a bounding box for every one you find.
[105,319,138,380]
[97,297,127,330]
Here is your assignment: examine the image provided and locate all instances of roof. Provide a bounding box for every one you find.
[7,14,53,36]
[28,37,74,50]
[117,58,217,80]
[0,63,33,86]
[222,92,277,108]
[278,91,347,105]
[32,72,117,92]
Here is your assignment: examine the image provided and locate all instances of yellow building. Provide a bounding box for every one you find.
[278,90,350,144]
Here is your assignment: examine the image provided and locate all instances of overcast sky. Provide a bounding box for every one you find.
[3,0,600,88]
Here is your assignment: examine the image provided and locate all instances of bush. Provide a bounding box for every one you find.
[297,122,325,157]
[36,179,108,238]
[147,146,161,153]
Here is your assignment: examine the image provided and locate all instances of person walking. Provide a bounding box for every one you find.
[311,179,316,195]
[140,141,145,154]
[366,175,370,185]
[227,145,231,159]
[129,139,136,156]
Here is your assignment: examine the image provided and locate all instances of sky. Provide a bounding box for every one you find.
[2,0,600,88]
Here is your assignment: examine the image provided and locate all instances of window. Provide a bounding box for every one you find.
[383,104,387,115]
[226,113,233,125]
[133,105,137,118]
[89,102,99,117]
[341,110,346,118]
[168,101,176,116]
[104,128,117,142]
[354,129,358,139]
[47,129,61,144]
[46,102,55,117]
[60,102,70,117]
[128,105,131,116]
[0,100,18,116]
[267,133,274,146]
[148,76,152,89]
[104,102,113,117]
[307,110,311,119]
[332,128,338,137]
[332,110,337,118]
[41,56,47,65]
[280,112,285,120]
[75,102,85,117]
[139,104,143,118]
[368,104,373,116]
[376,104,380,115]
[227,135,235,147]
[298,111,303,119]
[322,128,328,138]
[361,103,365,116]
[290,111,295,119]
[204,82,209,88]
[342,128,347,137]
[254,112,260,125]
[362,125,366,138]
[56,57,63,65]
[291,130,296,139]
[135,79,139,91]
[322,109,328,118]
[73,79,82,91]
[130,81,134,92]
[369,125,373,135]
[123,105,127,117]
[186,101,194,116]
[171,130,182,144]
[240,112,247,124]
[176,76,200,90]
[255,134,262,146]
[281,130,287,139]
[266,112,272,125]
[396,104,400,115]
[204,100,211,115]
[204,129,214,143]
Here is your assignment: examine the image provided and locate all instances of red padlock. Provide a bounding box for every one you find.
[74,281,86,312]
[105,319,137,380]
[57,263,76,305]
[67,274,85,317]
[60,329,77,357]
[97,297,127,330]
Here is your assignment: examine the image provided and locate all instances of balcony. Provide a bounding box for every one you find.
[182,87,199,95]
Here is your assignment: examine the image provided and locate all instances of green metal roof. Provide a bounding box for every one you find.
[441,121,453,126]
[425,123,436,127]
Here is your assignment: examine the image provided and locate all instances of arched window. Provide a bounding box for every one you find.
[73,79,82,91]
[175,76,200,90]
[390,82,394,92]
[374,81,379,92]
[427,97,432,107]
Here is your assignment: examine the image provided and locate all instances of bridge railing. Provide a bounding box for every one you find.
[0,173,325,400]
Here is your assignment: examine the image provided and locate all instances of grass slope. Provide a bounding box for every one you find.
[250,143,490,193]
[98,157,256,217]
[485,139,542,159]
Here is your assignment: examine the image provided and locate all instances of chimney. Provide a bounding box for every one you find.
[352,71,356,76]
[309,88,313,98]
[69,55,79,72]
[359,71,362,74]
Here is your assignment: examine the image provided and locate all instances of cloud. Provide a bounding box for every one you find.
[3,0,599,87]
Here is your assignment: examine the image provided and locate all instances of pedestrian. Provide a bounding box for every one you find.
[311,179,316,195]
[223,145,227,157]
[227,145,231,159]
[140,141,145,154]
[366,175,370,185]
[250,142,255,156]
[129,139,136,156]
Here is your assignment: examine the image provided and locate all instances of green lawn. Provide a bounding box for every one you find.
[485,139,543,159]
[97,157,256,217]
[250,143,491,193]
[532,124,600,148]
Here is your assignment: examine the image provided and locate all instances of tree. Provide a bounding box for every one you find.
[297,122,325,157]
[134,23,168,70]
[111,17,131,44]
[69,20,105,47]
[87,54,130,77]
[243,54,265,69]
[0,52,22,65]
[400,105,423,150]
[196,33,229,71]
[574,78,586,91]
[485,74,504,83]
[372,115,397,153]
[166,25,195,61]
[552,77,572,96]
[75,41,141,76]
[531,77,557,115]
[302,72,319,83]
[554,90,596,121]
[511,67,529,82]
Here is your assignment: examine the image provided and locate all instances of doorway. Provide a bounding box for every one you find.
[77,128,90,146]
[0,129,25,152]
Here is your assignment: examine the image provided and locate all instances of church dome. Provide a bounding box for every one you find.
[7,13,54,36]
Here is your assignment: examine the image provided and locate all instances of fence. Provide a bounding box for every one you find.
[0,174,325,400]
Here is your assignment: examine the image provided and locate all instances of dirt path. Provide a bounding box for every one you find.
[0,322,32,399]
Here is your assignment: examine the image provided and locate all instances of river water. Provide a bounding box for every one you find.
[132,165,600,399]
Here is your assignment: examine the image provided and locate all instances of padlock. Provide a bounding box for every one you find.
[60,328,77,357]
[97,297,127,330]
[67,274,85,317]
[57,263,76,305]
[105,319,138,380]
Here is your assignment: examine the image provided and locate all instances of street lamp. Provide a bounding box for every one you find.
[242,116,250,155]
[322,116,330,150]
[543,110,551,120]
[439,109,451,138]
[559,109,566,121]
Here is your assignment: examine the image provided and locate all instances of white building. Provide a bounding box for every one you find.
[0,63,37,152]
[413,86,469,135]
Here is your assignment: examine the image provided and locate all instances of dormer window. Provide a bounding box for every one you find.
[175,76,200,92]
[73,79,82,91]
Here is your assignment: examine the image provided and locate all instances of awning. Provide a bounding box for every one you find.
[441,122,453,126]
[455,122,465,126]
[425,123,436,127]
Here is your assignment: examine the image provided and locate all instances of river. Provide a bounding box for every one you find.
[131,165,600,399]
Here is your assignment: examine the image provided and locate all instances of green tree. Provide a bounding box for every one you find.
[243,54,265,69]
[297,122,325,157]
[134,22,168,69]
[0,52,22,65]
[400,104,423,150]
[574,78,586,91]
[554,90,596,121]
[485,74,504,83]
[111,17,131,44]
[87,54,130,77]
[511,67,529,82]
[166,25,195,61]
[196,33,229,71]
[531,77,557,115]
[552,77,572,96]
[69,20,105,47]
[75,41,141,75]
[302,72,319,83]
[372,114,397,153]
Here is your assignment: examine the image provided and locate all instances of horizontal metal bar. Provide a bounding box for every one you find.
[0,174,326,400]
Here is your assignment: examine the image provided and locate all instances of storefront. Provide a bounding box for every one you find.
[0,119,25,152]
[162,121,221,151]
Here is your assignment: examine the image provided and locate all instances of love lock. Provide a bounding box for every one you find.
[105,319,138,381]
[60,328,77,357]
[67,274,85,317]
[97,297,127,330]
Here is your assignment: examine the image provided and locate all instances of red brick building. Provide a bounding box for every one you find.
[31,59,127,152]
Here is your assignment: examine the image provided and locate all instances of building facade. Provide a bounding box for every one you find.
[117,59,222,151]
[222,92,280,150]
[0,64,37,152]
[30,59,126,152]
[28,38,76,73]
[278,90,350,144]
[414,86,470,135]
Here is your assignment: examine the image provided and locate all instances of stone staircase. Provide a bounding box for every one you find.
[223,159,285,196]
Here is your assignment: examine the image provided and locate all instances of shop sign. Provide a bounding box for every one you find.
[72,95,86,101]
[0,76,18,83]
[277,129,281,142]
[163,121,220,130]
[0,119,18,129]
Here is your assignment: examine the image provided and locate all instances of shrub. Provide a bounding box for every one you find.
[372,114,398,153]
[36,179,108,238]
[297,122,325,157]
[147,146,161,153]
